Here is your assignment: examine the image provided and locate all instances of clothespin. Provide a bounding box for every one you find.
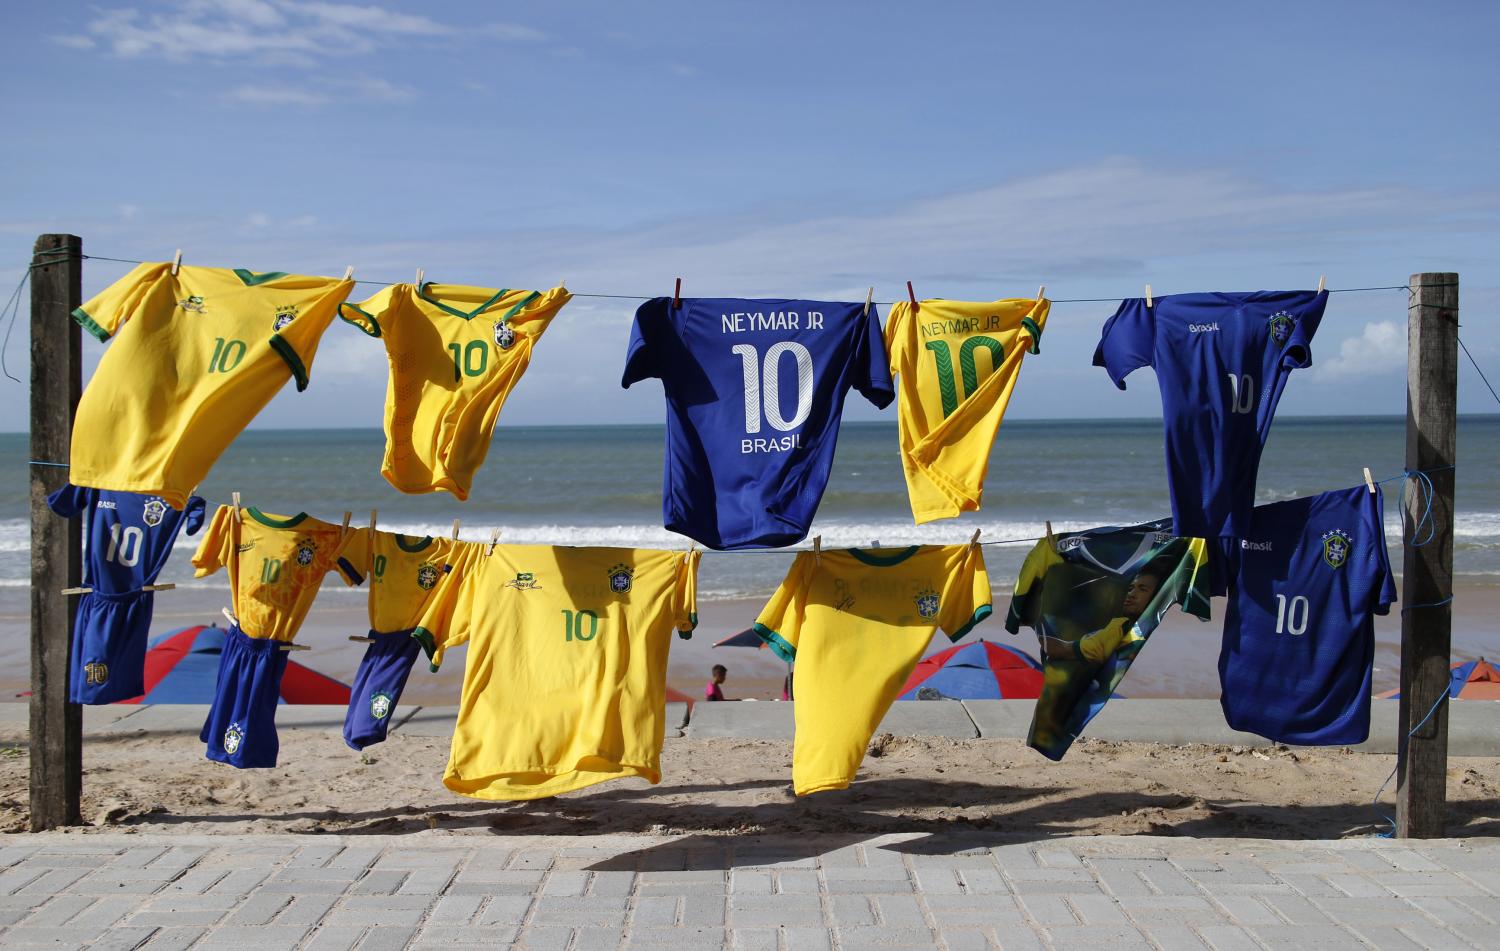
[1363,467,1376,495]
[451,518,461,541]
[672,277,682,311]
[488,527,501,555]
[348,634,375,643]
[278,643,311,652]
[369,509,378,533]
[1317,275,1326,293]
[862,287,874,317]
[415,268,425,286]
[343,266,355,281]
[813,534,822,565]
[340,511,351,535]
[1145,284,1154,308]
[1045,521,1056,550]
[231,492,243,523]
[906,281,919,314]
[222,607,238,627]
[1036,285,1046,301]
[969,528,982,549]
[61,587,91,596]
[171,249,182,275]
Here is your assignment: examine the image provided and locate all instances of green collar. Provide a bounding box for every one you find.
[395,534,434,552]
[245,508,307,528]
[848,546,921,566]
[233,269,289,286]
[415,282,510,320]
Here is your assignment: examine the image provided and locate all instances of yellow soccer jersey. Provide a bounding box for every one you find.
[340,527,465,661]
[70,263,354,509]
[754,544,992,795]
[434,544,699,800]
[191,506,357,642]
[339,282,571,500]
[885,296,1049,524]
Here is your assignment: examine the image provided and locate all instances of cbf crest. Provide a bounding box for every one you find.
[178,294,206,313]
[223,722,245,755]
[1267,311,1297,348]
[915,588,941,620]
[295,539,317,567]
[1321,528,1352,569]
[493,320,516,351]
[608,564,634,595]
[272,305,297,332]
[141,498,168,527]
[416,562,440,591]
[369,691,393,720]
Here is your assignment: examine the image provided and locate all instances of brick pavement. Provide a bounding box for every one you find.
[1,833,1498,949]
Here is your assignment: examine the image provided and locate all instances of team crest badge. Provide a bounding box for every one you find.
[83,662,109,686]
[178,295,206,313]
[295,539,316,567]
[493,321,516,351]
[608,564,634,594]
[1321,529,1352,569]
[223,723,244,755]
[1267,311,1297,348]
[369,692,393,720]
[272,305,297,332]
[141,498,167,527]
[915,589,941,619]
[507,571,541,591]
[416,562,440,591]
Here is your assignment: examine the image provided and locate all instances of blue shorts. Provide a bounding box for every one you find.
[199,626,288,769]
[71,590,153,705]
[344,629,422,750]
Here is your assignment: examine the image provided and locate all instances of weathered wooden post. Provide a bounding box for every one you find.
[29,233,83,830]
[1396,272,1458,838]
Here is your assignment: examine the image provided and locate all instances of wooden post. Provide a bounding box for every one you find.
[29,234,83,830]
[1396,272,1458,838]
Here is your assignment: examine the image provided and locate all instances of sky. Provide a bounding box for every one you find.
[1,0,1497,430]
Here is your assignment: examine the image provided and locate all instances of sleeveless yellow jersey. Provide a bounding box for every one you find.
[885,296,1048,524]
[754,544,992,795]
[339,282,571,500]
[191,506,357,641]
[339,528,465,665]
[433,544,699,800]
[70,263,354,509]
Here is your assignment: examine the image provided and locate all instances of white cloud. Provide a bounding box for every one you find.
[224,84,330,107]
[1312,320,1407,380]
[478,21,547,43]
[222,74,414,107]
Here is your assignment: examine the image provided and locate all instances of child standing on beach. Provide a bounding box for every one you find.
[706,664,728,701]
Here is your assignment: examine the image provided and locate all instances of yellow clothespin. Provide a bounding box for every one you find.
[862,287,874,317]
[451,518,461,541]
[1145,284,1154,308]
[1363,467,1376,495]
[415,268,425,287]
[231,491,243,523]
[1036,285,1046,301]
[171,249,182,275]
[1317,275,1326,293]
[343,266,355,281]
[488,527,501,555]
[969,528,982,549]
[813,534,822,566]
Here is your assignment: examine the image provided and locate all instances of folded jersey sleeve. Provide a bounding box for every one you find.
[337,527,372,586]
[191,505,235,577]
[852,303,895,409]
[268,277,356,391]
[72,262,168,342]
[1020,298,1049,355]
[183,496,208,536]
[938,544,994,642]
[1281,289,1328,371]
[1092,299,1155,389]
[46,484,90,519]
[337,285,400,339]
[413,542,480,671]
[1370,487,1398,616]
[753,554,810,664]
[1004,539,1060,633]
[673,549,701,637]
[330,527,364,587]
[621,298,668,387]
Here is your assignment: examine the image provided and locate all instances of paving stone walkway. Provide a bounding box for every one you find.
[1,832,1497,950]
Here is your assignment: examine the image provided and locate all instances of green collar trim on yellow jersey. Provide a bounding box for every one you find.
[395,534,433,552]
[946,604,994,642]
[71,307,110,342]
[246,508,307,528]
[848,545,920,567]
[498,290,542,323]
[269,333,309,391]
[752,622,796,664]
[337,302,382,338]
[416,283,510,320]
[1021,316,1043,355]
[410,628,438,669]
[233,269,289,286]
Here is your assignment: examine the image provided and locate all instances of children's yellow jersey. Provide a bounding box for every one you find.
[339,283,571,500]
[339,528,465,663]
[191,506,357,642]
[885,297,1048,524]
[754,544,992,795]
[70,263,354,509]
[433,544,699,800]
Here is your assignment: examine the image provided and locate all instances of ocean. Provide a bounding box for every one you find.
[2,415,1497,601]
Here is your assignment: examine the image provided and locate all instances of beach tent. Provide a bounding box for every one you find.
[116,624,351,705]
[898,639,1044,701]
[1378,658,1500,701]
[714,628,768,649]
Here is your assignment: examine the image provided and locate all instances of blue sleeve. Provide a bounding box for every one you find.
[1209,537,1238,599]
[621,298,668,388]
[1092,299,1155,389]
[852,304,894,409]
[46,484,89,518]
[1371,486,1397,616]
[1281,289,1328,370]
[183,496,208,536]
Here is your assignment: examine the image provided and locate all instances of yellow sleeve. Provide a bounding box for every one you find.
[1077,619,1130,665]
[938,544,994,642]
[883,300,910,376]
[336,527,373,586]
[1019,297,1049,355]
[268,276,356,392]
[337,284,402,338]
[191,505,235,578]
[72,262,169,342]
[673,549,701,637]
[753,553,810,663]
[413,542,479,671]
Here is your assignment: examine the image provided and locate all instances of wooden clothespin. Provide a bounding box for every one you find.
[451,518,461,540]
[348,634,375,643]
[1363,467,1376,495]
[231,491,243,523]
[862,287,874,317]
[343,266,355,281]
[1036,285,1046,301]
[171,249,182,275]
[907,281,919,314]
[812,534,822,565]
[488,527,501,555]
[369,509,378,533]
[969,528,982,549]
[672,277,682,311]
[1317,275,1326,293]
[415,268,425,287]
[340,511,352,534]
[222,607,238,627]
[1045,520,1056,550]
[61,586,91,596]
[278,643,311,652]
[1145,284,1154,308]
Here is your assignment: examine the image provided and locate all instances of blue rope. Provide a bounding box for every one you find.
[1370,689,1451,838]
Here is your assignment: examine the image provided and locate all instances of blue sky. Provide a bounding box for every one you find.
[1,0,1497,430]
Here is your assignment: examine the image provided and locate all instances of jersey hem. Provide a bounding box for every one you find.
[946,604,994,642]
[752,623,796,663]
[794,777,853,796]
[68,473,187,510]
[268,333,310,391]
[71,307,111,342]
[443,762,660,800]
[336,557,363,586]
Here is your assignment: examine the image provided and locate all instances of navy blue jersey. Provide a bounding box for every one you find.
[47,485,206,592]
[1093,290,1326,538]
[1218,485,1396,745]
[623,297,893,549]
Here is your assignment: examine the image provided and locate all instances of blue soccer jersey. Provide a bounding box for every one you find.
[1218,485,1396,745]
[622,297,893,549]
[1093,290,1326,538]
